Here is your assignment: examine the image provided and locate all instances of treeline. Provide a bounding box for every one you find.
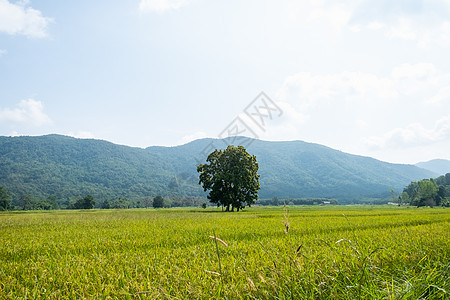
[400,173,450,207]
[0,186,206,211]
[257,197,338,206]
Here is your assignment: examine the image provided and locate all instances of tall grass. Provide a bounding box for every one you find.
[0,206,448,298]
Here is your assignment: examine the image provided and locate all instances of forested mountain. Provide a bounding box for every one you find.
[0,135,176,203]
[415,159,450,176]
[147,138,437,201]
[0,135,436,204]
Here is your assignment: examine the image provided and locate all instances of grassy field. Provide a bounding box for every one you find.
[0,206,449,299]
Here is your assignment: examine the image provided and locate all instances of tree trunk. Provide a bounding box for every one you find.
[225,204,229,212]
[237,206,240,212]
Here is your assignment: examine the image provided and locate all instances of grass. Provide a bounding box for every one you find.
[0,206,449,299]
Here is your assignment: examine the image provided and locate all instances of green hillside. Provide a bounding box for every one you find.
[147,138,437,201]
[0,135,178,202]
[0,135,436,204]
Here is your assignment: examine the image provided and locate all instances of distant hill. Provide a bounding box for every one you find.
[0,135,177,203]
[0,134,436,204]
[147,138,437,201]
[415,159,450,176]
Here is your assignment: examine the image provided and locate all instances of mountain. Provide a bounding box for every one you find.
[415,159,450,176]
[147,137,437,201]
[0,134,436,204]
[0,135,175,202]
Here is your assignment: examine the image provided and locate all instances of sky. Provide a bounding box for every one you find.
[0,0,449,164]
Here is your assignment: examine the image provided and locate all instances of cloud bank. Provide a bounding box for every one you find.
[0,99,52,127]
[0,0,52,38]
[276,62,450,154]
[349,0,450,47]
[365,116,450,149]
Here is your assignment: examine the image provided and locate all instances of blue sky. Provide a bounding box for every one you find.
[1,0,449,164]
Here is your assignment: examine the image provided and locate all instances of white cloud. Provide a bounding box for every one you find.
[367,21,384,30]
[66,131,96,139]
[386,17,416,41]
[177,131,208,145]
[283,0,355,36]
[0,99,52,126]
[259,101,309,142]
[305,3,352,33]
[391,63,437,80]
[0,0,52,38]
[365,116,450,149]
[0,49,6,57]
[139,0,191,13]
[356,119,368,128]
[277,71,397,110]
[277,63,450,156]
[427,86,450,104]
[283,1,450,47]
[279,63,450,109]
[392,63,450,96]
[349,0,450,47]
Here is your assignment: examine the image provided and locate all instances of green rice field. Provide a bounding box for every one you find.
[1,206,449,299]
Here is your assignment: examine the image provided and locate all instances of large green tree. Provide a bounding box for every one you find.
[73,195,96,209]
[153,195,164,208]
[403,174,450,207]
[197,145,260,212]
[0,186,12,211]
[415,179,439,207]
[19,194,35,210]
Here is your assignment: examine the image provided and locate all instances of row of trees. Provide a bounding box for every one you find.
[0,188,95,211]
[401,173,450,207]
[257,197,338,206]
[0,186,12,211]
[1,188,60,211]
[0,186,205,211]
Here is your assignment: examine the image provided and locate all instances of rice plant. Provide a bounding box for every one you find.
[0,206,448,298]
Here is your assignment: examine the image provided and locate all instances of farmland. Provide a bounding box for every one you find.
[0,206,449,299]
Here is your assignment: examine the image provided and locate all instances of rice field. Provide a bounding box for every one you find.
[0,206,449,299]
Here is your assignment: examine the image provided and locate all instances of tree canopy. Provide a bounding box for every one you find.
[197,145,260,212]
[0,186,12,211]
[72,195,96,209]
[402,173,450,207]
[153,195,164,208]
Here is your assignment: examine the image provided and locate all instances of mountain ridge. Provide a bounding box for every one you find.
[0,134,437,204]
[415,159,450,176]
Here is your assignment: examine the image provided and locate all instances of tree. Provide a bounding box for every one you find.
[197,145,260,212]
[110,198,129,209]
[19,194,35,210]
[101,199,111,209]
[46,195,59,210]
[415,179,438,207]
[33,199,52,210]
[141,197,153,208]
[73,194,95,209]
[435,185,446,206]
[403,181,418,204]
[0,186,12,211]
[400,192,410,205]
[83,195,95,209]
[153,195,164,208]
